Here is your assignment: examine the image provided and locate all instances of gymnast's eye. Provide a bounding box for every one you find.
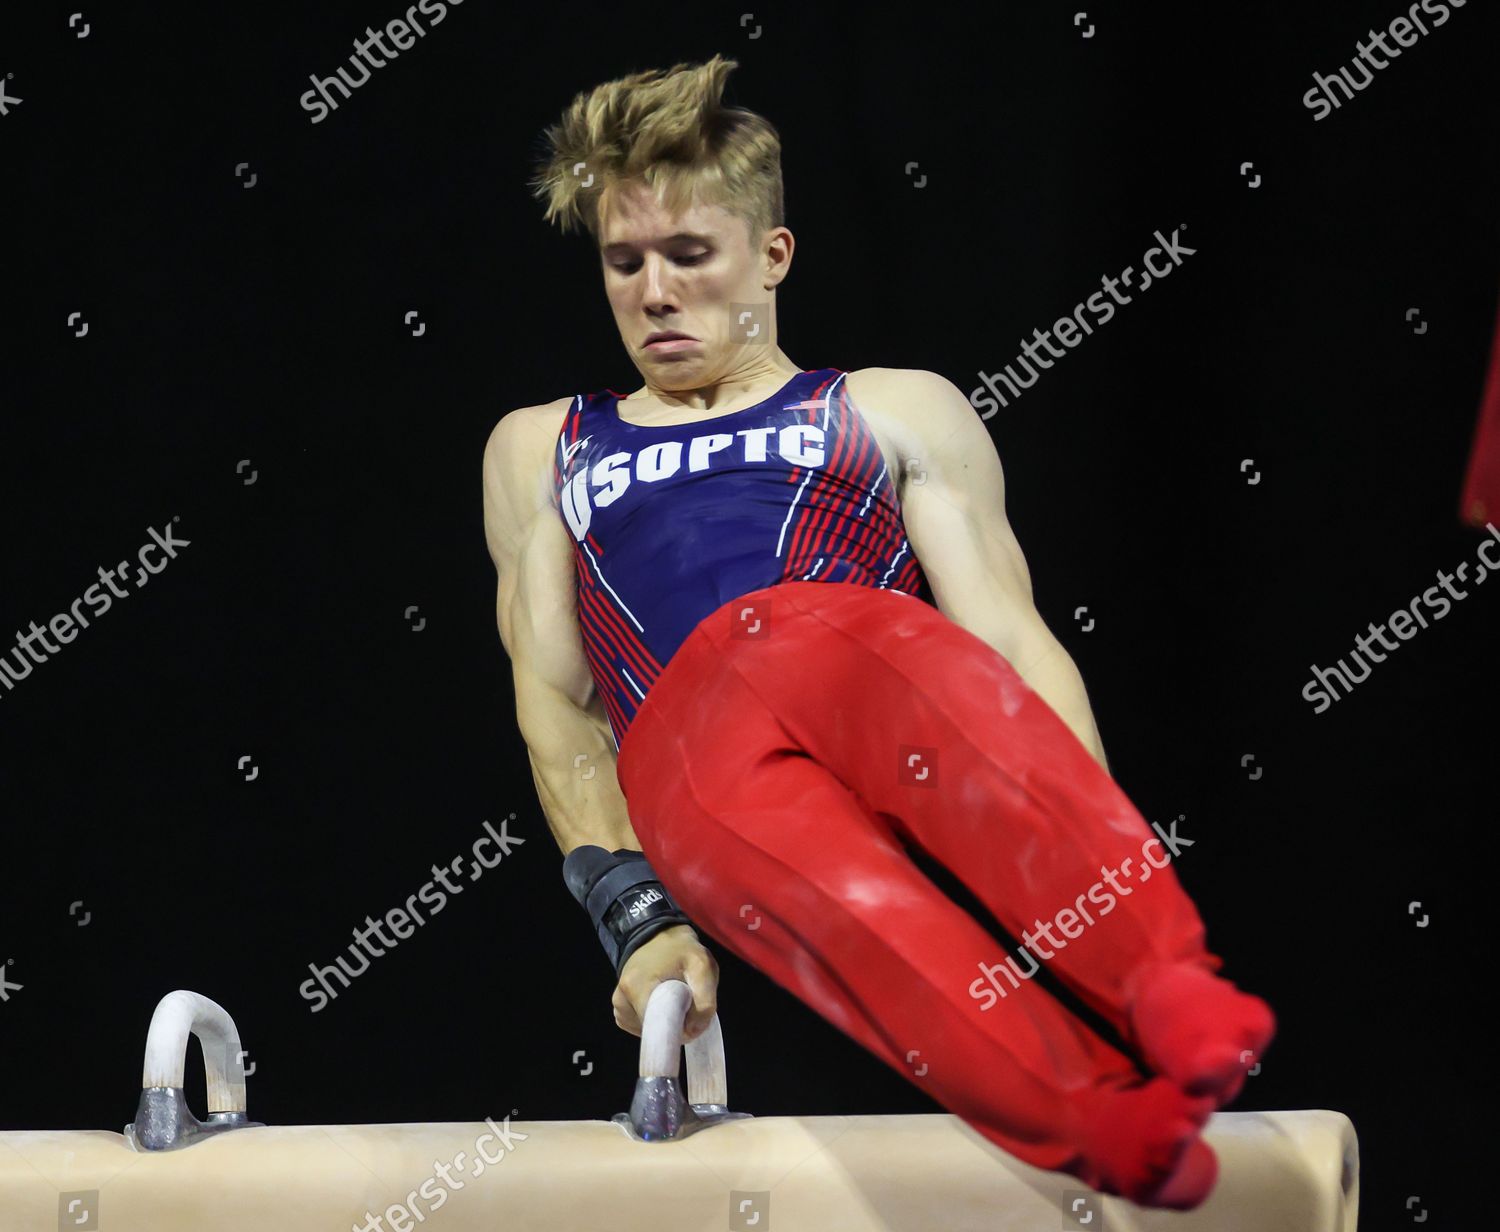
[608,252,710,274]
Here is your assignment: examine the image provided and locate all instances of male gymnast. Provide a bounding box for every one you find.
[482,54,1274,1209]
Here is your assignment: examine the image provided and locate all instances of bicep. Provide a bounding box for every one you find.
[482,404,610,747]
[482,415,542,592]
[904,481,1049,662]
[483,407,564,656]
[895,378,1052,659]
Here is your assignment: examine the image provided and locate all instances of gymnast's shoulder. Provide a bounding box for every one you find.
[483,396,574,471]
[482,396,575,519]
[843,366,983,452]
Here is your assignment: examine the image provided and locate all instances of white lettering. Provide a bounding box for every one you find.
[592,452,632,507]
[779,424,825,467]
[637,441,683,482]
[737,426,777,461]
[688,433,734,472]
[561,423,829,541]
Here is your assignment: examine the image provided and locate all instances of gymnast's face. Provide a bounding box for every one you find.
[597,179,792,390]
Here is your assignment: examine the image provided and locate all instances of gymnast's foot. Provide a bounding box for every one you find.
[1072,1075,1217,1209]
[1126,962,1276,1106]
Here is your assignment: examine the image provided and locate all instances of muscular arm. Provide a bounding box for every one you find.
[482,404,639,853]
[863,369,1110,772]
[483,405,715,1041]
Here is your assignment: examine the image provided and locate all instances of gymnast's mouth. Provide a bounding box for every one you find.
[644,332,698,350]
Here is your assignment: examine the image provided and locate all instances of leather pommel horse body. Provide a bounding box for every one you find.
[0,987,1359,1232]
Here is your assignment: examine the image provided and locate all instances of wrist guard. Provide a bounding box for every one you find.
[562,845,692,979]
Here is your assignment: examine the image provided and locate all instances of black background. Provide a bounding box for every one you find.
[2,1,1494,1226]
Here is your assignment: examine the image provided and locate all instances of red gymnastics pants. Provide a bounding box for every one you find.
[614,580,1274,1205]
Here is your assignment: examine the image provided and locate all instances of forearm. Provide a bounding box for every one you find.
[966,620,1109,773]
[515,666,640,854]
[516,668,710,983]
[1015,641,1110,773]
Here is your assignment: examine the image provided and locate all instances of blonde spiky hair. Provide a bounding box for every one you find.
[529,55,784,247]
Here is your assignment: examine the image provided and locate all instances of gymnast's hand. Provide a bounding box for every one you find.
[612,924,720,1042]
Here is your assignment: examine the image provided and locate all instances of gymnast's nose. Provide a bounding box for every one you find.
[641,252,679,315]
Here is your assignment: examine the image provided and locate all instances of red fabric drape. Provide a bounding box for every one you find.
[1461,297,1500,527]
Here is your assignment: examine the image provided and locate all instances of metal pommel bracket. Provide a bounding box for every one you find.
[613,979,751,1142]
[124,990,264,1151]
